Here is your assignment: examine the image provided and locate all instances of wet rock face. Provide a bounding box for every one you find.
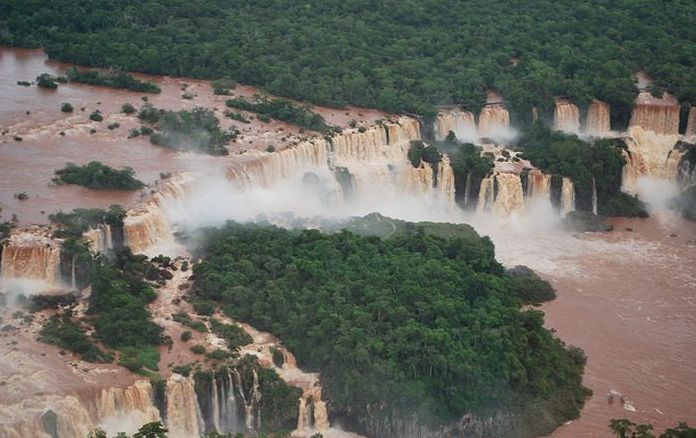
[41,410,58,438]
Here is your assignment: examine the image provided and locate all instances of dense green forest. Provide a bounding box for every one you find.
[517,126,647,217]
[191,222,588,437]
[2,0,695,122]
[53,161,145,190]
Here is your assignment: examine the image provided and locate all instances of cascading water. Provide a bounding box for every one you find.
[478,104,511,141]
[560,178,576,217]
[83,224,113,254]
[629,92,680,135]
[433,108,478,142]
[0,231,61,285]
[591,177,598,215]
[553,99,581,133]
[686,106,696,139]
[621,127,681,194]
[585,100,611,135]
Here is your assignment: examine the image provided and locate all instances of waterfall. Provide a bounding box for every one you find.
[96,380,161,434]
[629,92,680,135]
[433,108,478,142]
[0,232,61,285]
[165,374,204,438]
[686,106,696,139]
[83,224,113,254]
[560,178,576,217]
[585,100,611,135]
[526,172,552,201]
[591,177,598,215]
[123,173,196,254]
[478,104,511,140]
[621,127,681,194]
[476,172,524,215]
[553,99,581,133]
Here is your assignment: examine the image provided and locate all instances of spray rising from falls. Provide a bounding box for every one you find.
[433,108,478,143]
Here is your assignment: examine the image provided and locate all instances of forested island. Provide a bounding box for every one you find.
[191,221,589,437]
[2,0,695,122]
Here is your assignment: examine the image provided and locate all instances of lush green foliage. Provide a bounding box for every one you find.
[60,102,73,112]
[407,140,442,167]
[517,126,647,217]
[610,419,696,438]
[142,105,231,155]
[3,0,695,120]
[192,222,588,434]
[209,317,253,351]
[54,161,145,190]
[507,266,557,305]
[225,97,329,132]
[65,67,160,93]
[89,249,163,372]
[39,313,113,363]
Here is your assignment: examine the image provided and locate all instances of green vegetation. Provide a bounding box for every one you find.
[39,312,113,363]
[448,141,494,209]
[53,161,145,190]
[192,222,588,436]
[180,330,192,342]
[226,97,329,132]
[89,111,104,122]
[507,266,557,305]
[35,73,64,89]
[209,317,253,351]
[16,80,30,86]
[4,1,695,122]
[60,102,73,113]
[610,419,696,438]
[65,67,160,93]
[212,78,236,95]
[122,102,137,114]
[89,249,164,373]
[190,344,206,355]
[407,140,442,168]
[141,105,231,155]
[172,311,207,332]
[517,126,647,217]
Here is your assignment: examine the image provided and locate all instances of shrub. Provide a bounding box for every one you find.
[193,300,215,316]
[36,73,58,89]
[61,102,74,113]
[128,128,140,138]
[190,344,206,354]
[39,313,112,363]
[14,192,28,200]
[140,125,153,135]
[107,122,120,130]
[266,145,276,153]
[180,330,192,342]
[89,111,103,122]
[65,67,160,93]
[17,80,30,86]
[122,103,136,114]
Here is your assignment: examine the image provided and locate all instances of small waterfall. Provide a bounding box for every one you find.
[560,177,576,217]
[463,173,472,206]
[553,99,581,133]
[166,374,204,438]
[585,100,611,135]
[476,172,524,215]
[96,380,161,433]
[83,224,113,254]
[0,232,61,285]
[629,92,680,135]
[70,255,76,290]
[621,127,681,194]
[526,172,552,201]
[433,108,478,142]
[686,106,696,139]
[478,104,510,140]
[591,177,598,215]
